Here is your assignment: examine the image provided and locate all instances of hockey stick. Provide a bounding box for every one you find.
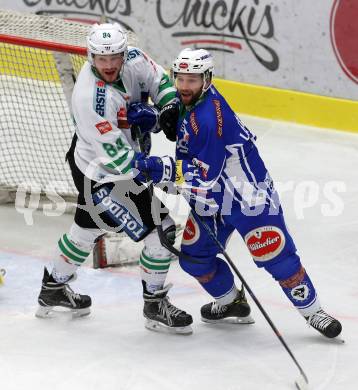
[133,126,181,256]
[188,206,309,390]
[134,124,308,386]
[133,126,204,263]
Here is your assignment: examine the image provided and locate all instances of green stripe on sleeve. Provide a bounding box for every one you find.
[158,91,177,108]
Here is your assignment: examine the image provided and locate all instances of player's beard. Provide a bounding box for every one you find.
[180,88,202,108]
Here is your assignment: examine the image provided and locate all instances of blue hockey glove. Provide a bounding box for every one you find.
[131,153,175,184]
[127,103,159,134]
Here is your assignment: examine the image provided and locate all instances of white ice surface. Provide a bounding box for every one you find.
[1,116,358,390]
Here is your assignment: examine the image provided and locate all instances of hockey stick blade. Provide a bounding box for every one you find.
[295,373,309,390]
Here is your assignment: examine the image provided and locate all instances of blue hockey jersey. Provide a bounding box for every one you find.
[175,85,263,215]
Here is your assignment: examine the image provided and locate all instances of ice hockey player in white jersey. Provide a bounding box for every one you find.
[132,48,342,339]
[36,23,192,334]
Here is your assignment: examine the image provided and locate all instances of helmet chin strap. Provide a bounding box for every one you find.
[114,50,128,82]
[199,72,212,98]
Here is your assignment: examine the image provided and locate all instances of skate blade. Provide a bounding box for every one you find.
[145,319,193,335]
[201,315,255,325]
[325,335,345,344]
[35,305,90,319]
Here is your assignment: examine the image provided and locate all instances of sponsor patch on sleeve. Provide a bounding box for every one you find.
[244,226,285,261]
[95,121,113,135]
[212,99,223,137]
[190,112,199,135]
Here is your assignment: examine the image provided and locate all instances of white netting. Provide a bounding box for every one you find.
[0,9,136,200]
[0,9,158,269]
[0,8,137,50]
[0,9,89,47]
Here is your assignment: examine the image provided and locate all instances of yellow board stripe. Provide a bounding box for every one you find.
[0,42,60,82]
[214,77,358,133]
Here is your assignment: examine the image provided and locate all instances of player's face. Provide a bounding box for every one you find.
[93,53,125,83]
[175,73,204,107]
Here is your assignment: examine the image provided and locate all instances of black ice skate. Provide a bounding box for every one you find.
[201,288,255,324]
[36,268,91,318]
[143,284,193,335]
[305,309,342,339]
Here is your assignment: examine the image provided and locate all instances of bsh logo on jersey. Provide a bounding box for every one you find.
[93,187,147,241]
[94,80,106,117]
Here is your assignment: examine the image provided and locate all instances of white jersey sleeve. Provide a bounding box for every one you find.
[72,62,139,182]
[123,47,176,108]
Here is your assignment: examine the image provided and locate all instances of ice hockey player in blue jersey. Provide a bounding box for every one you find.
[132,48,342,339]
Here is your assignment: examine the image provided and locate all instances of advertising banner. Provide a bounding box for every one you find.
[1,0,357,101]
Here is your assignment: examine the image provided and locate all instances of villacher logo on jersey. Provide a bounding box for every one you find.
[245,226,285,262]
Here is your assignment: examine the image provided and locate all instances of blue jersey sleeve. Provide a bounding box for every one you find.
[175,104,226,200]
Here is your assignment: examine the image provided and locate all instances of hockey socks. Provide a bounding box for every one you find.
[139,248,171,293]
[279,266,321,317]
[198,258,238,305]
[53,224,101,282]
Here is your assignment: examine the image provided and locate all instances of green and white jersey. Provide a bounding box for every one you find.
[72,46,176,182]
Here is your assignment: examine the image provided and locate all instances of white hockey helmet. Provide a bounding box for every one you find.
[86,23,128,65]
[172,48,214,92]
